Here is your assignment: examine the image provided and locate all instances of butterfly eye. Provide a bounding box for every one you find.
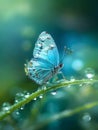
[59,63,63,68]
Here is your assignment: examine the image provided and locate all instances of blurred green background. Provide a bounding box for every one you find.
[0,0,98,130]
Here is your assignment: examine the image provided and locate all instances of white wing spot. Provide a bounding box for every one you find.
[48,44,56,50]
[34,53,40,58]
[50,44,55,48]
[40,33,51,41]
[37,43,42,47]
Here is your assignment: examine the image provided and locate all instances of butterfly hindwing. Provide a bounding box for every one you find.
[25,58,53,84]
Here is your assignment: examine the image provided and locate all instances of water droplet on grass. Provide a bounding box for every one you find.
[24,91,30,98]
[68,85,72,88]
[84,68,95,79]
[51,91,57,95]
[2,102,11,111]
[56,80,61,84]
[20,106,24,110]
[79,84,83,87]
[15,92,25,103]
[33,98,37,100]
[39,95,43,99]
[16,111,20,115]
[42,85,47,90]
[70,76,75,81]
[82,113,91,122]
[12,110,21,119]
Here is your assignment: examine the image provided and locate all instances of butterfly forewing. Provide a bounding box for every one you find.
[33,31,59,66]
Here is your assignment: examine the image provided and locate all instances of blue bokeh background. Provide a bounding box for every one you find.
[0,0,98,130]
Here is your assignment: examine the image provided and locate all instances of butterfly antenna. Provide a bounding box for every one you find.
[60,46,73,63]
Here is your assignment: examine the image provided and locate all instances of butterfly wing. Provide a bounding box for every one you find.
[25,31,60,84]
[25,58,53,85]
[33,31,59,66]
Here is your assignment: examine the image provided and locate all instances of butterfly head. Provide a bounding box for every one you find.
[53,63,63,75]
[59,63,64,68]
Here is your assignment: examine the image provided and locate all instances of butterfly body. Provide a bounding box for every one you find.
[25,31,64,85]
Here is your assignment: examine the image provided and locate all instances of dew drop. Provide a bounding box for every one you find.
[15,92,25,103]
[60,79,66,82]
[70,76,75,81]
[79,84,83,87]
[12,110,22,120]
[84,68,95,79]
[82,113,91,122]
[51,91,57,95]
[56,80,61,84]
[68,85,71,88]
[39,95,43,99]
[16,111,20,115]
[42,85,47,90]
[2,102,11,111]
[33,98,37,100]
[46,81,50,85]
[23,91,30,98]
[20,106,24,110]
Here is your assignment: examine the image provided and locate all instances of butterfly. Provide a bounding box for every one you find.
[24,31,64,85]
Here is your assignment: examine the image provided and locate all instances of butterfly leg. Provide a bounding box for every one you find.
[57,71,66,79]
[50,75,59,83]
[49,72,65,84]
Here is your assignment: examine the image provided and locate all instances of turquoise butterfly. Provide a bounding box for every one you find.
[25,31,64,85]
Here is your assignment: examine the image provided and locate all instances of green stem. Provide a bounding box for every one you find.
[33,101,98,130]
[0,79,97,120]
